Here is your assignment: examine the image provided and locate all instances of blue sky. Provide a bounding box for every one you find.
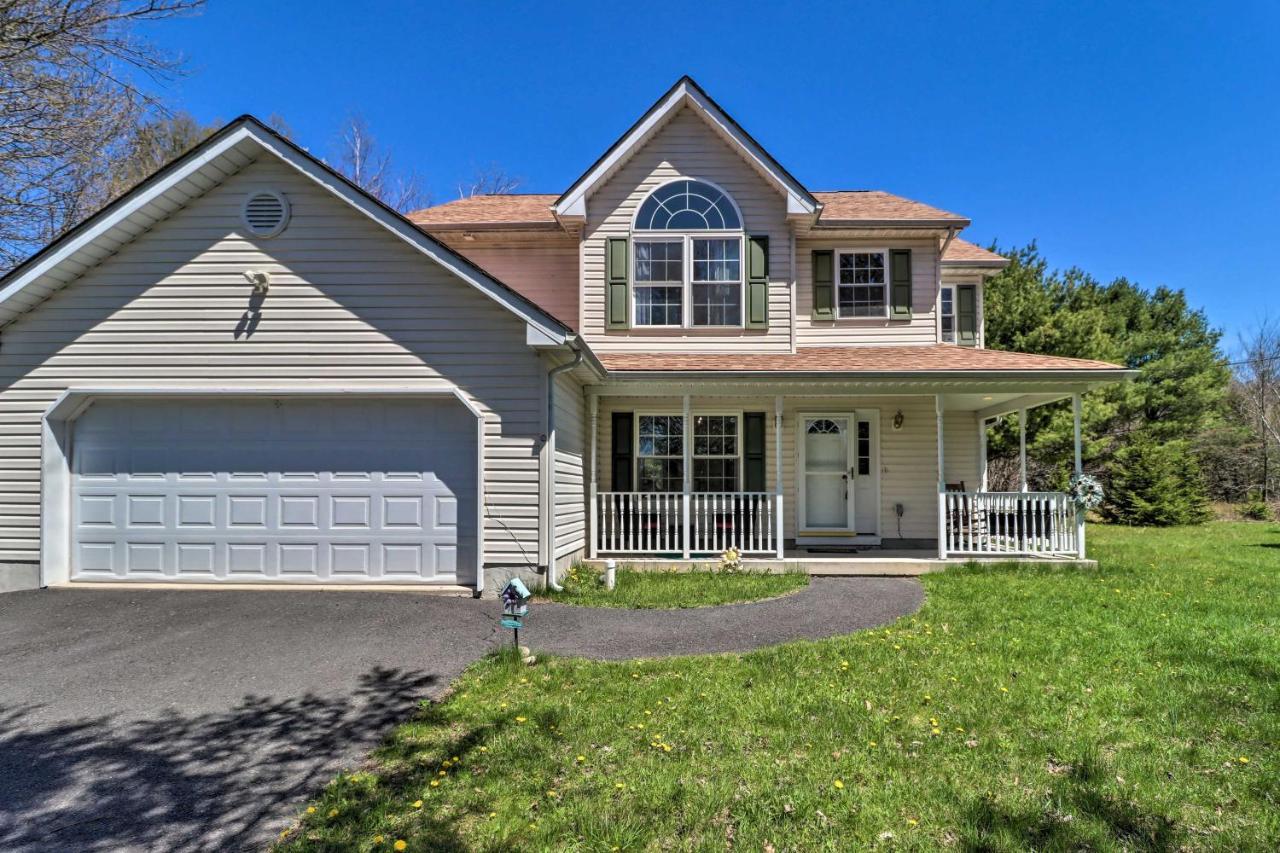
[147,0,1279,347]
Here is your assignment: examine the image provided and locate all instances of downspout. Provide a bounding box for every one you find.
[544,343,584,591]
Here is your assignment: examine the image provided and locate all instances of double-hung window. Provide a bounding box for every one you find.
[836,250,887,318]
[635,413,742,493]
[692,415,739,491]
[940,285,955,342]
[637,415,683,492]
[632,180,744,328]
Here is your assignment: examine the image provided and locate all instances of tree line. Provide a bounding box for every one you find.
[0,0,517,271]
[983,243,1276,524]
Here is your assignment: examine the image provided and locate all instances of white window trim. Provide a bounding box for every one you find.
[834,248,890,320]
[940,284,956,343]
[632,410,744,492]
[630,233,745,329]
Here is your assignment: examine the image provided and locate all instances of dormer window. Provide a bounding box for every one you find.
[632,180,744,328]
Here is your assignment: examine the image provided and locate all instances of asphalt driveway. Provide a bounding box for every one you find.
[0,577,921,852]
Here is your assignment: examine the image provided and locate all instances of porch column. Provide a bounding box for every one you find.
[587,392,598,559]
[978,416,988,492]
[1018,407,1028,492]
[936,395,947,559]
[682,394,691,559]
[1073,393,1085,558]
[774,395,784,559]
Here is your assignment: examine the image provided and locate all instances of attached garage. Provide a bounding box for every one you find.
[45,392,481,586]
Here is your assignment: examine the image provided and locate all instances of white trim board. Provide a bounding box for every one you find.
[40,386,487,592]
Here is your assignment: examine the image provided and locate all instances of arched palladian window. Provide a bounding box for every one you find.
[631,179,744,328]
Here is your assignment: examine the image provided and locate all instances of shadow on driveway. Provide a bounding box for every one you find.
[0,666,435,852]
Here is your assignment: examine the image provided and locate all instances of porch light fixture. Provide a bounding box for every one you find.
[892,410,905,430]
[243,269,271,294]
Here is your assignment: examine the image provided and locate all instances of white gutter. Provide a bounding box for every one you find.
[544,344,585,591]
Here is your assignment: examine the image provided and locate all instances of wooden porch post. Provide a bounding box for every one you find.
[1073,393,1085,558]
[774,395,784,559]
[682,394,691,559]
[936,395,947,559]
[587,392,598,559]
[1018,407,1028,492]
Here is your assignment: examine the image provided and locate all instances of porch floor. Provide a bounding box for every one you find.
[583,548,1096,577]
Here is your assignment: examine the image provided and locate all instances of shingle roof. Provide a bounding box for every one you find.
[409,190,971,229]
[409,194,558,228]
[811,191,967,224]
[942,237,1007,266]
[598,346,1124,374]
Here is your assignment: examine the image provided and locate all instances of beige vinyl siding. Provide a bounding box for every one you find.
[796,239,940,345]
[580,107,792,352]
[435,232,579,330]
[553,367,587,560]
[0,157,550,576]
[593,395,976,542]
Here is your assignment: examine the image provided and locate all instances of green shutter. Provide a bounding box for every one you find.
[746,236,769,329]
[611,412,633,490]
[811,250,834,320]
[743,412,766,491]
[957,284,977,347]
[606,237,629,329]
[890,249,912,319]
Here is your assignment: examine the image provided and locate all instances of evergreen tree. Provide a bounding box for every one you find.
[1104,438,1212,525]
[982,243,1229,523]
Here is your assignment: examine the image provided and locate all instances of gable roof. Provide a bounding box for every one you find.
[553,76,819,220]
[942,237,1008,268]
[0,116,575,338]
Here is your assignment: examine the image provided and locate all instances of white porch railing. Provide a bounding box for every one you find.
[595,491,778,555]
[942,491,1080,557]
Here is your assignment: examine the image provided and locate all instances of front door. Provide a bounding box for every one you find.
[802,417,852,531]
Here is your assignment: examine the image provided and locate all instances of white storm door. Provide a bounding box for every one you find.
[802,416,853,531]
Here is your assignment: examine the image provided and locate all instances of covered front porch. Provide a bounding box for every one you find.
[584,377,1094,564]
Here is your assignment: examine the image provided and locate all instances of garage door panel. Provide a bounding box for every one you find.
[69,397,475,584]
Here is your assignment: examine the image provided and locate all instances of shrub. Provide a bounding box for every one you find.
[1103,437,1212,526]
[1241,490,1273,521]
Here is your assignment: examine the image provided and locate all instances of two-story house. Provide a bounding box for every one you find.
[0,77,1130,595]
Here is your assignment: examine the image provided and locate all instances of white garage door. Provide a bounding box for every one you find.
[69,397,476,584]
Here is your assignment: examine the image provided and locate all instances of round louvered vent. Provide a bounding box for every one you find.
[242,190,290,237]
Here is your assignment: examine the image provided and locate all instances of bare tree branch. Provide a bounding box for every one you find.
[329,113,429,213]
[457,163,522,198]
[0,0,206,270]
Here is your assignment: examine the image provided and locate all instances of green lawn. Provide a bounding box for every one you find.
[540,564,809,609]
[277,523,1279,851]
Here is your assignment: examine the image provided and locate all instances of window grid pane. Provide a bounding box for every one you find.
[693,415,739,492]
[940,286,955,342]
[637,415,684,492]
[837,252,887,318]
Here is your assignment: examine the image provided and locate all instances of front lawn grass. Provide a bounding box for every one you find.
[540,564,809,609]
[277,523,1280,851]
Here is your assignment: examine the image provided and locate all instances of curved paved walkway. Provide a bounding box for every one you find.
[529,576,923,659]
[0,576,920,852]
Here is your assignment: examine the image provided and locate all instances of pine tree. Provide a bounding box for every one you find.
[1104,438,1211,525]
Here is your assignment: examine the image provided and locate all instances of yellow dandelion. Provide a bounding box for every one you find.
[430,780,440,788]
[516,716,527,723]
[373,835,384,844]
[576,755,586,763]
[488,812,497,818]
[327,808,338,818]
[305,806,317,815]
[662,744,672,752]
[1238,756,1250,764]
[479,746,488,752]
[869,740,877,747]
[906,818,918,827]
[412,799,423,808]
[833,779,844,789]
[394,841,407,852]
[615,782,625,789]
[500,702,508,708]
[999,686,1009,692]
[547,790,558,798]
[931,727,941,735]
[438,770,447,777]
